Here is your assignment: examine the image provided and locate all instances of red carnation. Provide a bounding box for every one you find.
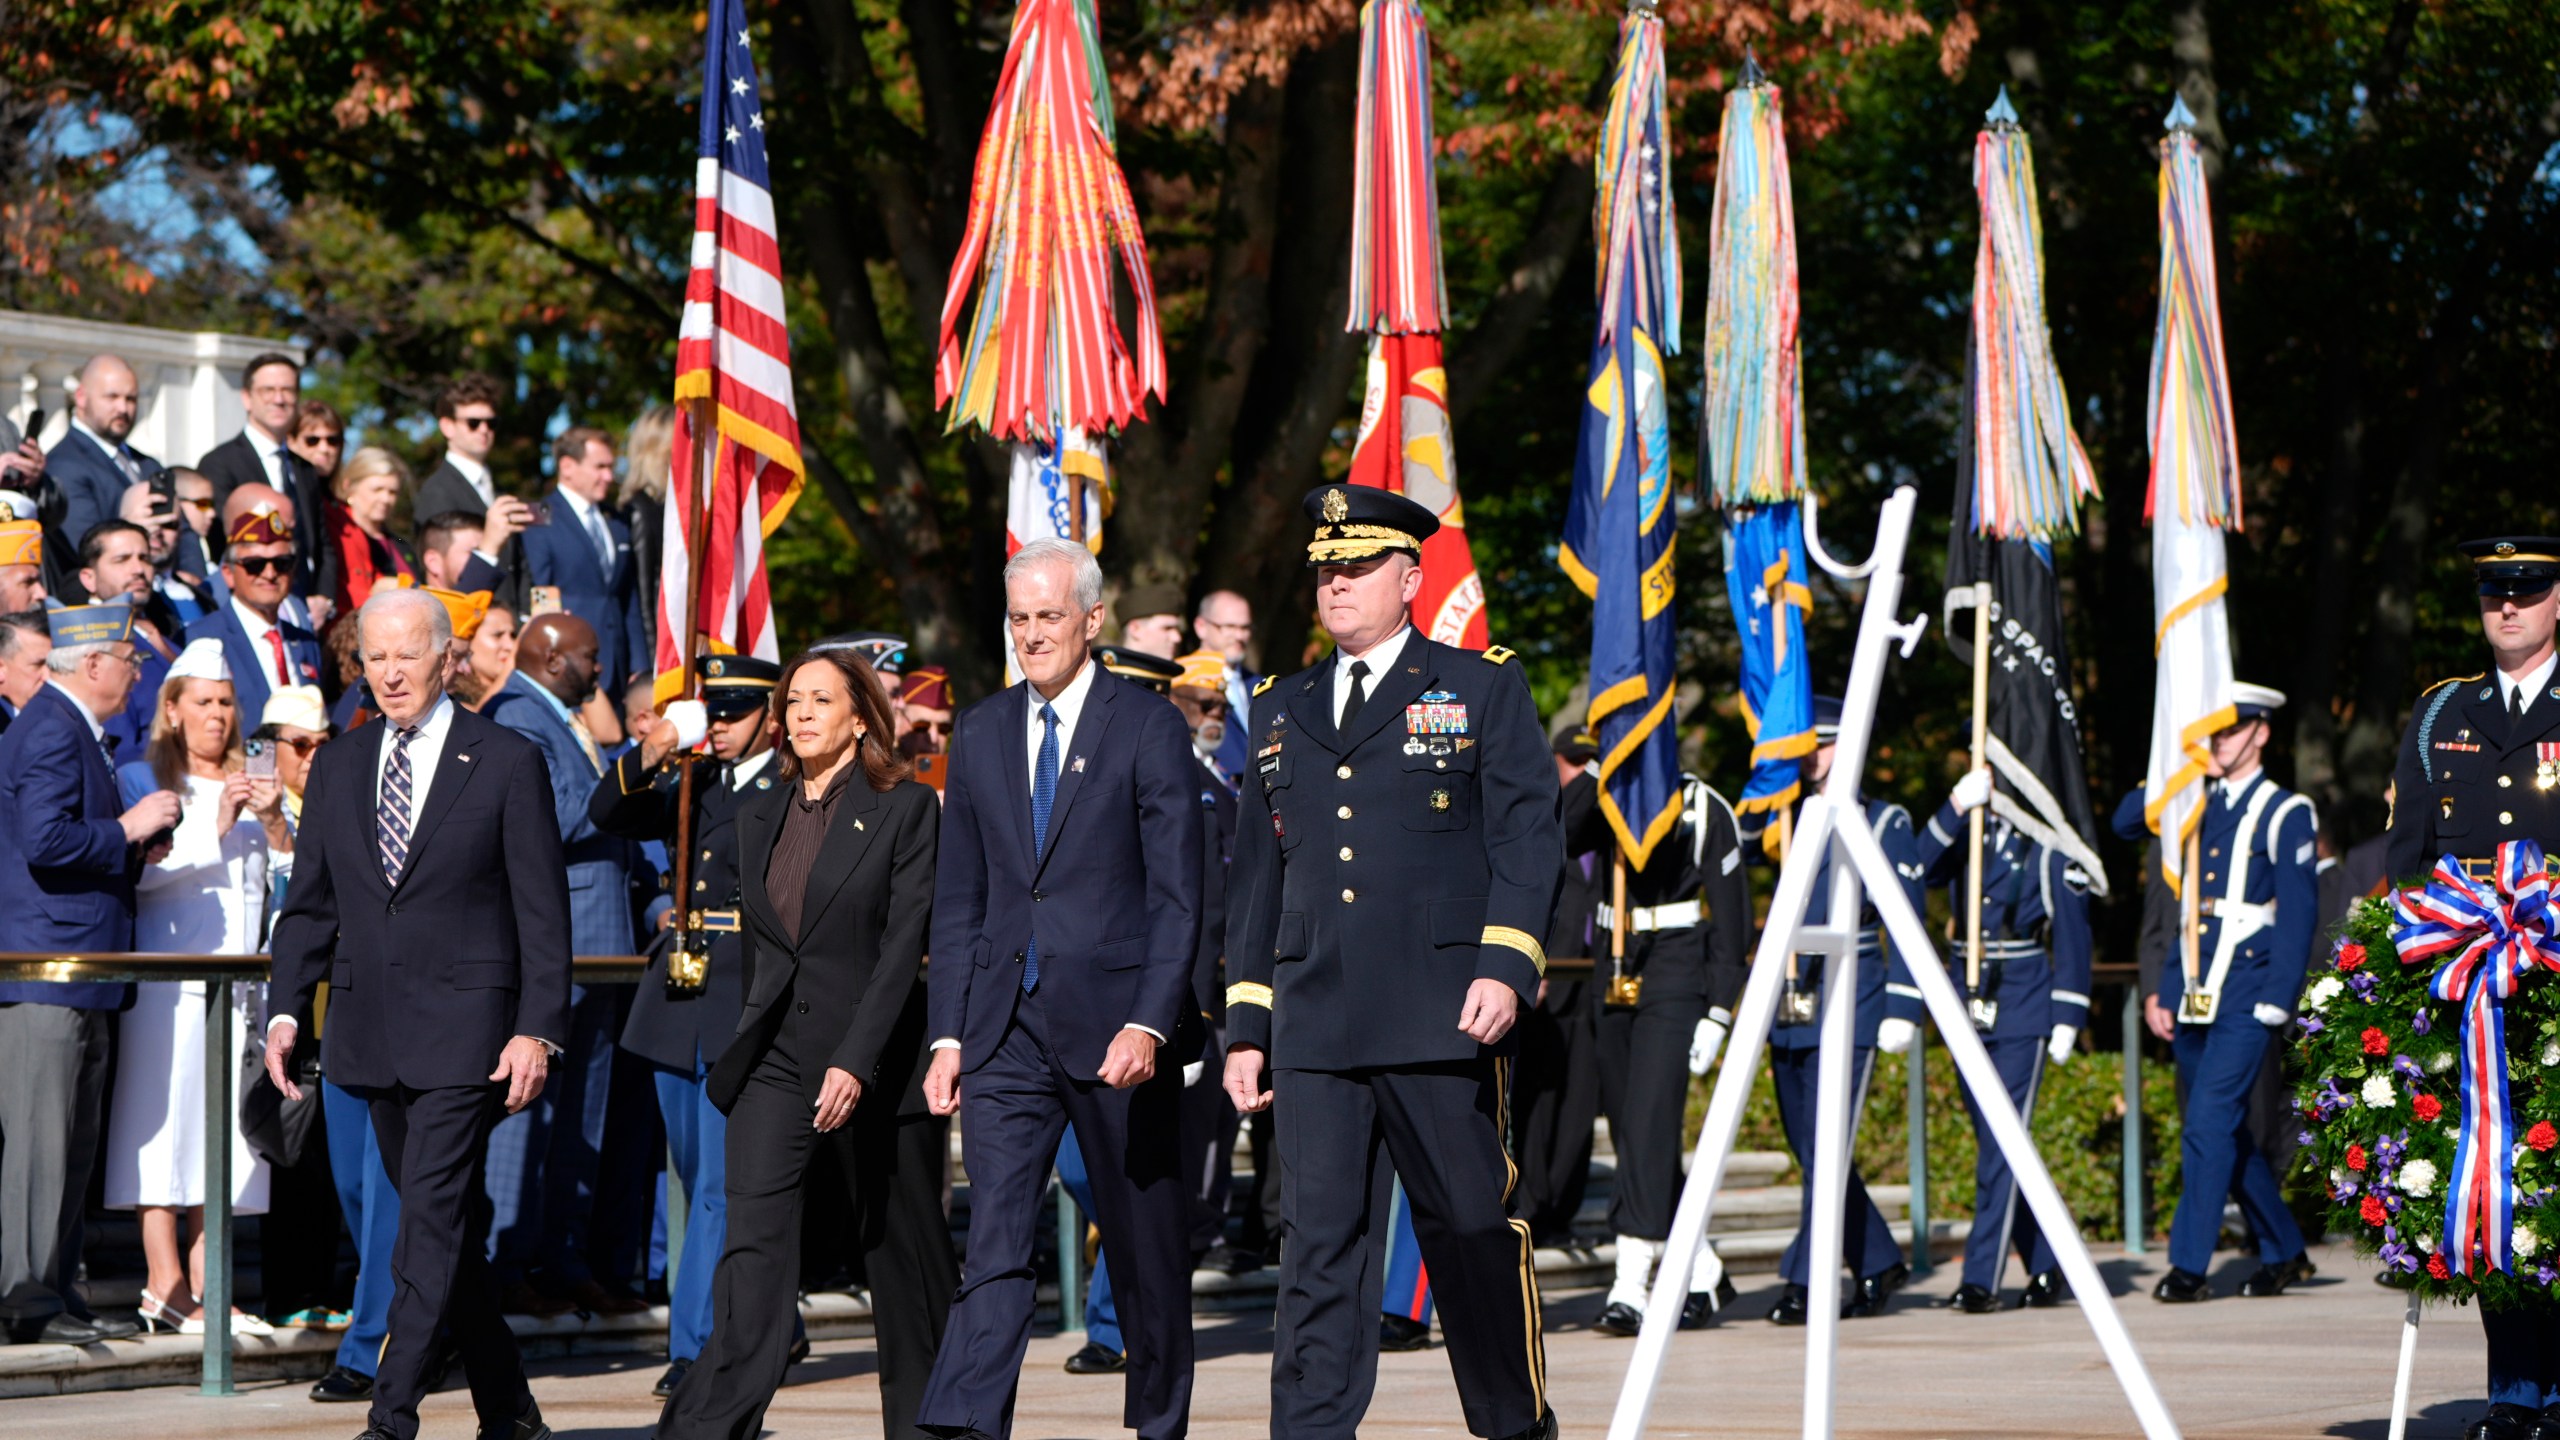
[2362,1027,2392,1056]
[2530,1122,2559,1154]
[2428,1254,2452,1280]
[2347,1143,2369,1171]
[2338,944,2367,971]
[2362,1194,2390,1227]
[2414,1094,2444,1122]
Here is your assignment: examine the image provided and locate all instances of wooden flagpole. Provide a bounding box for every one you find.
[665,400,719,991]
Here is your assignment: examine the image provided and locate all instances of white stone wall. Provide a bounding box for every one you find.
[0,308,304,470]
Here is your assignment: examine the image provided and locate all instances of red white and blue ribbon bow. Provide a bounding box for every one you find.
[2393,840,2560,1275]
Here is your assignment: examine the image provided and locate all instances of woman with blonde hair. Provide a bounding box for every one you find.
[326,446,417,624]
[622,405,674,626]
[107,638,293,1334]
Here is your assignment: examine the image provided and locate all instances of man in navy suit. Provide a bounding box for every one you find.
[0,603,177,1344]
[520,427,647,693]
[265,585,573,1440]
[918,538,1203,1440]
[183,499,323,729]
[194,352,333,607]
[46,355,164,552]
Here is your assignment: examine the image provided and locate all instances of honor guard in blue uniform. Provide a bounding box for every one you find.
[2110,681,2316,1303]
[1885,769,2093,1310]
[2386,538,2560,1440]
[1742,695,1920,1325]
[1223,485,1562,1440]
[1563,762,1750,1334]
[588,654,783,1397]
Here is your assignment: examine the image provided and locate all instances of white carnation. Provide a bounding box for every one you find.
[2542,1040,2560,1067]
[2363,1074,2399,1108]
[2416,1231,2437,1253]
[2517,1228,2541,1259]
[2401,1159,2438,1198]
[2306,976,2346,1012]
[2429,1050,2457,1075]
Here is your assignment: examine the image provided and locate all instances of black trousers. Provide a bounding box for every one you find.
[1588,942,1703,1241]
[660,1030,955,1440]
[1182,1022,1242,1256]
[1509,980,1598,1246]
[367,1082,533,1440]
[918,998,1193,1440]
[1271,1060,1544,1440]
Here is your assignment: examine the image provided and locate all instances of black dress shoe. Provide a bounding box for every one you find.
[653,1358,691,1399]
[1593,1301,1644,1337]
[356,1430,402,1440]
[1950,1283,2000,1314]
[1495,1407,1559,1440]
[2236,1263,2292,1297]
[1842,1262,1910,1318]
[1679,1275,1738,1329]
[1768,1283,1809,1326]
[478,1403,552,1440]
[16,1313,115,1345]
[2467,1403,2541,1440]
[787,1333,811,1365]
[310,1365,376,1402]
[1197,1242,1262,1276]
[1380,1313,1433,1351]
[1062,1340,1126,1374]
[2019,1270,2067,1308]
[2529,1403,2560,1440]
[2152,1267,2211,1303]
[79,1312,140,1340]
[2278,1251,2318,1285]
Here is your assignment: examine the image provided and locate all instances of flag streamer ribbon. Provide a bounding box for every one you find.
[2393,842,2560,1277]
[1346,0,1446,335]
[1699,76,1802,509]
[1969,105,2097,540]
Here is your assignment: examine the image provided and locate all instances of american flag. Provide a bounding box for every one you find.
[659,0,802,701]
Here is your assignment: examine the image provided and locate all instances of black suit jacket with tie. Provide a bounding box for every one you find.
[710,776,940,1118]
[926,664,1204,1079]
[197,431,335,600]
[269,703,575,1091]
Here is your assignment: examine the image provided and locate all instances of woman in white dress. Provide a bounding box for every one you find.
[106,639,293,1335]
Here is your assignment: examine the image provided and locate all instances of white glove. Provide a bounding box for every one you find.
[2252,1003,2291,1029]
[663,699,709,749]
[1182,1060,1206,1087]
[1876,1016,1917,1055]
[2046,1024,2077,1065]
[1688,1015,1729,1076]
[1951,767,1994,814]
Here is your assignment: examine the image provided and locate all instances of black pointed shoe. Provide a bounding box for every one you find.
[2236,1263,2293,1297]
[2467,1403,2541,1440]
[1593,1301,1644,1337]
[1767,1283,1809,1326]
[2152,1267,2211,1303]
[2278,1251,2318,1285]
[1842,1262,1910,1318]
[2019,1270,2067,1308]
[1063,1341,1127,1374]
[478,1403,552,1440]
[310,1365,375,1402]
[1380,1313,1433,1351]
[1680,1275,1738,1329]
[653,1358,691,1399]
[1951,1283,2000,1314]
[1497,1407,1559,1440]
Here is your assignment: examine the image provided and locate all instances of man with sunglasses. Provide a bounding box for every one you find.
[185,501,323,727]
[416,373,532,611]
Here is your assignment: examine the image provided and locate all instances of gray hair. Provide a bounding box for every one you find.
[1005,538,1104,613]
[44,640,108,674]
[356,585,454,653]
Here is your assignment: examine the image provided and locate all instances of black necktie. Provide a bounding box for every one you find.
[1340,660,1371,730]
[2513,686,2526,724]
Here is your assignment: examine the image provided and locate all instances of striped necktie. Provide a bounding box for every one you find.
[378,726,420,883]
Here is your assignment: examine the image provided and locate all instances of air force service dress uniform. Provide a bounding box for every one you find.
[1897,796,2092,1309]
[2109,683,2315,1302]
[1225,486,1562,1440]
[1748,696,1918,1324]
[2386,539,2560,1440]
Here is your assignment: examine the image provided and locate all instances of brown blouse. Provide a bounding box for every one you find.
[766,769,854,942]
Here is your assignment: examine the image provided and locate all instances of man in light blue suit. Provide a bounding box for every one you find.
[482,611,650,1313]
[520,427,649,696]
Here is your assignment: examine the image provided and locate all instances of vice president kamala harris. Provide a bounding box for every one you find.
[658,645,955,1440]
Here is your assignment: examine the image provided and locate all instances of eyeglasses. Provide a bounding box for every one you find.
[455,415,495,432]
[229,554,292,577]
[95,648,141,672]
[179,496,216,512]
[272,735,323,755]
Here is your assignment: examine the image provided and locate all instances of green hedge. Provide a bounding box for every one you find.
[1690,1038,2185,1244]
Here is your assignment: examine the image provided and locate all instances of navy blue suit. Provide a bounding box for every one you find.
[184,584,324,736]
[520,496,650,689]
[0,684,141,1003]
[45,425,161,553]
[1899,800,2093,1290]
[1758,797,1920,1288]
[919,662,1202,1440]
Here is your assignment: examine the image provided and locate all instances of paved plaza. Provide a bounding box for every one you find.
[0,1239,2498,1439]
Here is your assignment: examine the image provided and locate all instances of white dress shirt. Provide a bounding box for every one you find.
[2499,650,2559,717]
[444,452,497,508]
[244,420,291,491]
[554,485,617,571]
[729,747,776,790]
[1331,624,1413,726]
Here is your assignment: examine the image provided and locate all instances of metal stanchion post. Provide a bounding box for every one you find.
[202,974,236,1396]
[1905,1023,1930,1275]
[2122,983,2145,1254]
[1056,1179,1083,1333]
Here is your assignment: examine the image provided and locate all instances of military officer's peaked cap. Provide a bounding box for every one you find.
[813,630,908,674]
[1094,643,1182,694]
[2230,682,2287,721]
[700,654,780,719]
[1301,484,1439,566]
[2459,537,2560,598]
[1811,694,1844,742]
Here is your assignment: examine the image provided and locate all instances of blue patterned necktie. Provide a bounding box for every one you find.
[378,726,419,883]
[1025,701,1059,992]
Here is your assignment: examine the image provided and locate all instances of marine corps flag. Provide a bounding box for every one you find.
[1559,0,1680,867]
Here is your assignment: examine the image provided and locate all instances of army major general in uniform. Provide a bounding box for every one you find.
[1223,485,1562,1440]
[2386,538,2560,1440]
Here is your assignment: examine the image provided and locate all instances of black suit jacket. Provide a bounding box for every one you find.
[710,776,940,1119]
[1191,754,1235,1026]
[197,431,334,600]
[415,459,527,611]
[269,702,575,1091]
[926,666,1204,1079]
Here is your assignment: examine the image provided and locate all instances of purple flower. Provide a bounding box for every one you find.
[2412,1007,2433,1036]
[2384,1189,2406,1214]
[2317,1076,2356,1118]
[2538,1262,2559,1289]
[2393,1054,2426,1084]
[2301,1014,2326,1036]
[2297,1129,2316,1148]
[2335,1174,2361,1198]
[2379,1228,2421,1274]
[2376,1131,2409,1170]
[2348,970,2380,1001]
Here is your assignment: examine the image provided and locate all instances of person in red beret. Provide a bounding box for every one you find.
[897,665,953,758]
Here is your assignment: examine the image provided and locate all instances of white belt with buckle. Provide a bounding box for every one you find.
[1597,899,1703,933]
[2198,898,2274,928]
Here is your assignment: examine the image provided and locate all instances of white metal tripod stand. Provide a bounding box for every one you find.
[1604,484,2180,1440]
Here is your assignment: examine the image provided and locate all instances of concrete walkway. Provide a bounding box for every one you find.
[0,1240,2494,1438]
